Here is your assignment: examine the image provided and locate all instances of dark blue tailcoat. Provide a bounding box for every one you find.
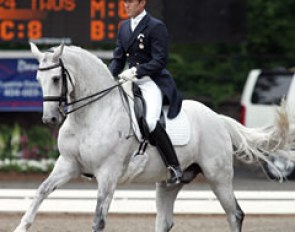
[109,14,182,119]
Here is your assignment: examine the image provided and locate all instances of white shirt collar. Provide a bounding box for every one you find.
[131,10,147,31]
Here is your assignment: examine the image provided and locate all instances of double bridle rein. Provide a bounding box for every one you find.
[38,58,122,116]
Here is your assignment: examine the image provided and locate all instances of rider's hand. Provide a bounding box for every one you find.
[119,67,137,82]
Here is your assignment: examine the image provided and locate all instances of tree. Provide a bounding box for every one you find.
[168,0,295,108]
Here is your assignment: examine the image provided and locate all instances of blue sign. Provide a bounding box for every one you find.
[0,58,42,112]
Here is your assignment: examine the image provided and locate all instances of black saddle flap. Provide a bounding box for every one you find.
[132,83,166,141]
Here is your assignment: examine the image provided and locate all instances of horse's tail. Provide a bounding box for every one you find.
[219,101,295,178]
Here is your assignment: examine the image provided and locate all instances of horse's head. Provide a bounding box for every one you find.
[31,42,73,125]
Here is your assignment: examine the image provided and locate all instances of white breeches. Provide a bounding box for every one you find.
[135,76,162,132]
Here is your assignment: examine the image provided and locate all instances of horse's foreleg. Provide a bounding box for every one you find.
[14,156,80,232]
[92,169,120,232]
[155,182,184,232]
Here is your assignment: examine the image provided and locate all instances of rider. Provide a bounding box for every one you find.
[108,0,183,184]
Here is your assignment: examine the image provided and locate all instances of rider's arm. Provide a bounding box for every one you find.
[109,27,126,77]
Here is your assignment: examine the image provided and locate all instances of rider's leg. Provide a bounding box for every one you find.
[150,121,183,184]
[136,77,183,184]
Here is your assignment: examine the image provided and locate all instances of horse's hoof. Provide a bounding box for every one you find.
[14,222,29,232]
[166,222,174,232]
[14,227,26,232]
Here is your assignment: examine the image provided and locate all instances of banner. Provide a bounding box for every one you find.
[0,58,42,111]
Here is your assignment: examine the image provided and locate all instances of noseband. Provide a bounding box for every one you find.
[38,58,122,116]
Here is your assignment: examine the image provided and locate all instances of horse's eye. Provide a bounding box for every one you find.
[52,76,60,84]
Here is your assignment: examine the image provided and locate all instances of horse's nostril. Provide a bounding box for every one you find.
[51,117,57,123]
[42,117,58,125]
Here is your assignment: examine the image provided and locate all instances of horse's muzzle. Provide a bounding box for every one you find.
[42,116,59,125]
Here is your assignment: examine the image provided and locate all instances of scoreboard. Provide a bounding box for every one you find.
[0,0,246,44]
[0,0,128,45]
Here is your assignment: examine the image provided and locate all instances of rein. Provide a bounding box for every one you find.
[66,83,122,114]
[38,58,122,116]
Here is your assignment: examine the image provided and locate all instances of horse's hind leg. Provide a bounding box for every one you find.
[155,182,184,232]
[14,156,80,232]
[204,167,244,232]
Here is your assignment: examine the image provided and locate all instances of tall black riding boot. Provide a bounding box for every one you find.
[149,121,183,184]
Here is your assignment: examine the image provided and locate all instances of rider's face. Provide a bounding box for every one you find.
[123,0,145,18]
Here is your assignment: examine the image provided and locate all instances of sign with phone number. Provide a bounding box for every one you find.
[0,58,42,111]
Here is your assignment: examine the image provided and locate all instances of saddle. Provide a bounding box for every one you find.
[130,83,190,146]
[117,82,200,185]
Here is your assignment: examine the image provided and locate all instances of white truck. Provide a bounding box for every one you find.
[240,68,295,179]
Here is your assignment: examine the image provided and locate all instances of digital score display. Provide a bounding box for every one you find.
[0,0,128,45]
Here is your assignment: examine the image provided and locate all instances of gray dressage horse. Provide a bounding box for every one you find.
[14,43,295,232]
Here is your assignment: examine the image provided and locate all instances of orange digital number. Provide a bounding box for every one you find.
[91,0,106,19]
[0,0,16,9]
[91,20,105,41]
[118,0,128,19]
[0,20,14,40]
[27,20,42,39]
[31,0,76,11]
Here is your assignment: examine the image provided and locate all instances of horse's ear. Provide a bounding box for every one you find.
[52,42,65,62]
[30,42,43,61]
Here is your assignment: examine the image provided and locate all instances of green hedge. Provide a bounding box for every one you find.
[0,124,58,172]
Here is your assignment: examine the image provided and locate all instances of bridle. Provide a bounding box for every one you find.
[38,58,123,117]
[38,59,72,107]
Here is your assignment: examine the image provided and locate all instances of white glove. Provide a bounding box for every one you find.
[119,67,137,81]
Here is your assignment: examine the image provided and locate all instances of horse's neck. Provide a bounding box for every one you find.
[72,60,114,97]
[66,53,123,124]
[63,49,115,101]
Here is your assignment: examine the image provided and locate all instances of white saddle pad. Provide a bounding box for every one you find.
[164,107,191,145]
[132,106,191,146]
[122,82,190,146]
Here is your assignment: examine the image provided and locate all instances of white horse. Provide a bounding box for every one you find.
[15,43,295,232]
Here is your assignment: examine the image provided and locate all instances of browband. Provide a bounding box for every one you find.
[38,63,61,71]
